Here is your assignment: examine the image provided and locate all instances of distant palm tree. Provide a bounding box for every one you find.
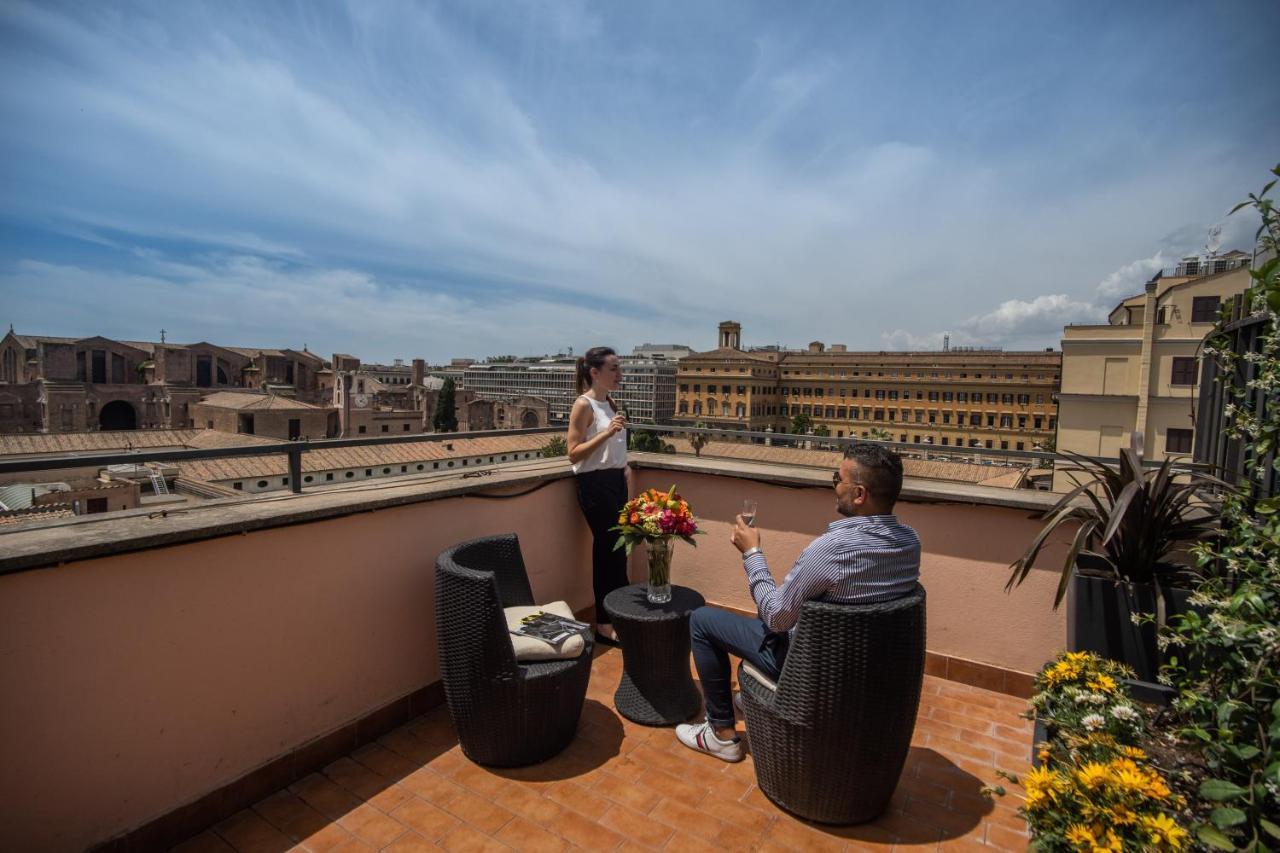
[867,427,892,442]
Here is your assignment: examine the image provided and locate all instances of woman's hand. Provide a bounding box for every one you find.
[607,413,626,435]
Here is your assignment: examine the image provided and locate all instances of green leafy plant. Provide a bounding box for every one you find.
[867,426,893,442]
[993,651,1189,851]
[629,429,673,453]
[1006,434,1224,609]
[1163,165,1280,852]
[539,435,567,458]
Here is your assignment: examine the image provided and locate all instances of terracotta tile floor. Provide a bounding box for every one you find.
[174,648,1034,852]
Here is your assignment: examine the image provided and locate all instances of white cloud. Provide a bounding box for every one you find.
[0,2,1272,359]
[1094,252,1168,300]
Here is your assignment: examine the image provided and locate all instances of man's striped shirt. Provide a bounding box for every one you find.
[744,514,921,634]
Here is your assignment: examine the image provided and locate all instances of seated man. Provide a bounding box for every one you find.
[676,443,921,761]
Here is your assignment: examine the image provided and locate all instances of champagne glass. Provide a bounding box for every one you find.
[742,499,758,527]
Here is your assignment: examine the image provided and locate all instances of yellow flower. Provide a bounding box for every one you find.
[1140,813,1188,850]
[1044,660,1080,687]
[1087,674,1118,693]
[1064,824,1096,850]
[1064,651,1091,663]
[1022,765,1060,810]
[1142,772,1171,801]
[1105,758,1146,794]
[1108,804,1138,826]
[1119,746,1146,760]
[618,514,628,524]
[1076,761,1112,789]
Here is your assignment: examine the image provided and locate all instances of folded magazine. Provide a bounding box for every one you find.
[511,612,591,645]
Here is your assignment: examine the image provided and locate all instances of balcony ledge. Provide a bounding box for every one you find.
[1,454,1058,576]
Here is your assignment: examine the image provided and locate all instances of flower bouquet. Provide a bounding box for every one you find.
[612,485,701,603]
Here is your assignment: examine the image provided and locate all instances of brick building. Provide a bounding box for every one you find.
[0,331,327,434]
[191,392,337,441]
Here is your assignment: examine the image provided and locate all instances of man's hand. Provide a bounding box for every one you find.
[731,514,761,554]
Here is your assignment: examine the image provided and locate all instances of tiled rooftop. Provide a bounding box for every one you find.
[174,647,1033,853]
[661,440,1031,488]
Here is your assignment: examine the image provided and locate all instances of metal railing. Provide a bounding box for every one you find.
[0,427,561,495]
[1195,311,1277,500]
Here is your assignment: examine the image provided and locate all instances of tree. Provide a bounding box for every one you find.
[433,377,458,432]
[789,413,813,435]
[812,424,831,437]
[629,430,672,453]
[867,426,892,442]
[539,435,567,457]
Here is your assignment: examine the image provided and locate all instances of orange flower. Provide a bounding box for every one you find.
[630,513,639,524]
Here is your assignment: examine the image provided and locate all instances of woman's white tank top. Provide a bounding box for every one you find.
[571,395,628,473]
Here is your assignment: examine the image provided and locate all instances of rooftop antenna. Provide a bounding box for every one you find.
[943,333,950,352]
[160,329,166,344]
[1204,224,1223,257]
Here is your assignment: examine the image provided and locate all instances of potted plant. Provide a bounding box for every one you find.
[1006,434,1225,694]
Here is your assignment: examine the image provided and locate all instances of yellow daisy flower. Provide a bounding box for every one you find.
[1086,673,1117,693]
[1140,813,1188,850]
[1064,824,1096,850]
[1076,761,1112,789]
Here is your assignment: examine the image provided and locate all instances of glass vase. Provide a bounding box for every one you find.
[646,538,673,604]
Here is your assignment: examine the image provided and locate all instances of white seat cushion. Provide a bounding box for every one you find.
[741,661,778,694]
[504,600,587,661]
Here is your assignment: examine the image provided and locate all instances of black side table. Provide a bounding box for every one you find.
[603,584,706,726]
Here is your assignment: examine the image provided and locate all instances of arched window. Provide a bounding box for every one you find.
[678,400,688,414]
[721,402,730,417]
[693,402,702,415]
[735,402,745,418]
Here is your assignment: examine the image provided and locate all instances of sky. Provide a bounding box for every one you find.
[1,1,1277,362]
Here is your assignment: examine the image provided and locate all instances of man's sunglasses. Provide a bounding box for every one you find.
[833,471,865,488]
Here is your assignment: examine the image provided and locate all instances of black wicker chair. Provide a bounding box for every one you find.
[435,534,593,767]
[737,584,926,824]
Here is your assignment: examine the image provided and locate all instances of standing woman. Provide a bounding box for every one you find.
[568,347,632,645]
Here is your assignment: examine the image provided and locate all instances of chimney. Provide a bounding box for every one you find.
[829,344,847,353]
[412,358,425,386]
[808,341,825,354]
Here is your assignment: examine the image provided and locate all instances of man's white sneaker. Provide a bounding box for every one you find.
[676,720,744,762]
[733,691,744,714]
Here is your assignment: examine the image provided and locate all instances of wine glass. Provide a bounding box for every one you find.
[742,499,758,527]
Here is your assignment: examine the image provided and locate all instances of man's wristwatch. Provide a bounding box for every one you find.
[741,546,763,560]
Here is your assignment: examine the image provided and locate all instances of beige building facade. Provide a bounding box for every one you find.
[1055,258,1252,490]
[675,322,1060,452]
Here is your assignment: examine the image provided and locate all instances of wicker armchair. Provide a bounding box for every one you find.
[435,534,593,767]
[737,584,926,824]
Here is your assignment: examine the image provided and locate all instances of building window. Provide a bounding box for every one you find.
[326,473,334,481]
[358,425,367,434]
[381,424,389,433]
[1170,357,1197,386]
[1191,296,1221,323]
[233,482,243,490]
[257,480,268,488]
[1167,428,1193,454]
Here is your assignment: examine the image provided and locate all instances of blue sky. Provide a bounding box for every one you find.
[1,1,1276,362]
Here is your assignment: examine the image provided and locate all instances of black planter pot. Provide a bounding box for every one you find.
[1031,716,1052,768]
[1067,566,1201,695]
